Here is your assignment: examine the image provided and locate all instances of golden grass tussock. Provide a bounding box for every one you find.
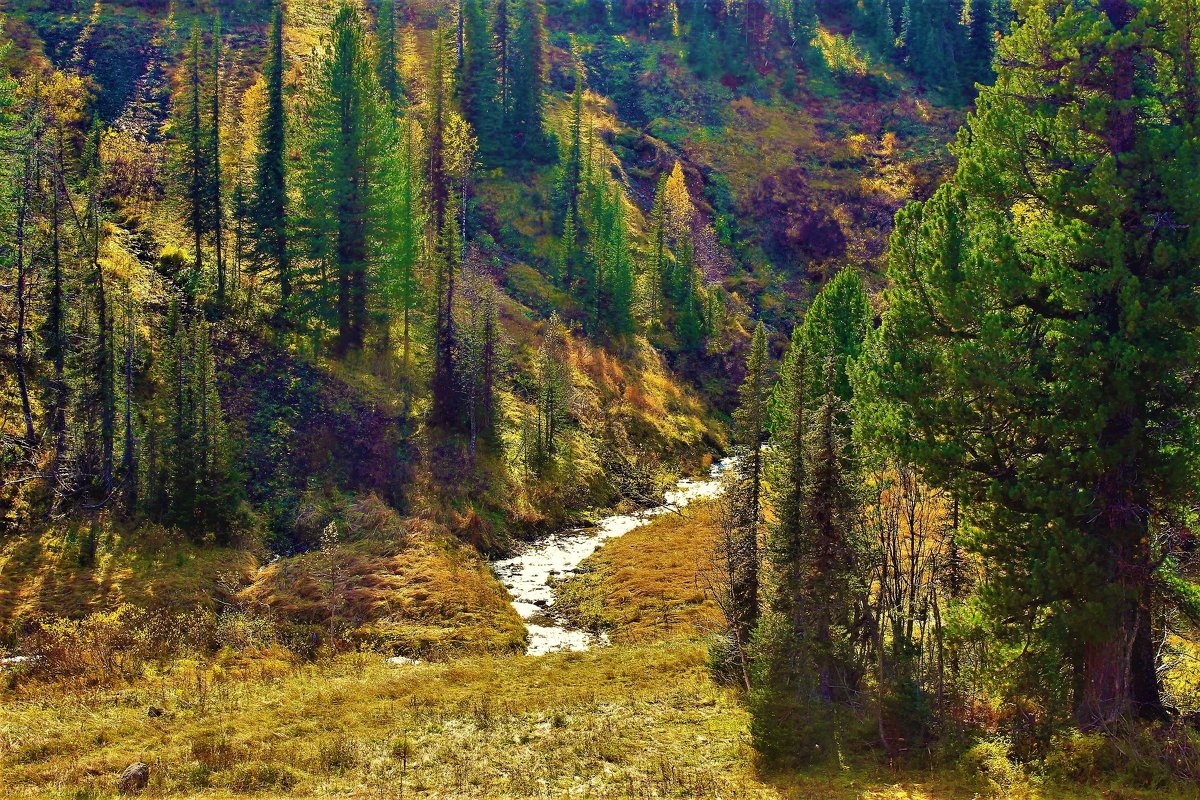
[555,500,723,644]
[238,512,525,659]
[0,519,256,634]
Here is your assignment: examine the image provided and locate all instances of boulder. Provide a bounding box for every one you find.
[118,762,149,795]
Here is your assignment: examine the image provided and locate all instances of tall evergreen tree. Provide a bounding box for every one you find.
[966,0,996,89]
[174,24,210,293]
[508,0,550,160]
[462,0,502,161]
[856,0,1200,728]
[253,0,291,309]
[377,0,405,107]
[426,24,477,428]
[209,11,227,307]
[800,268,871,408]
[727,322,769,668]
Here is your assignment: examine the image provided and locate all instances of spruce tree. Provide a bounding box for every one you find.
[966,0,995,89]
[508,0,550,160]
[209,11,227,307]
[727,322,769,666]
[758,326,810,695]
[377,0,405,107]
[174,24,209,293]
[801,358,862,701]
[462,0,502,161]
[254,0,291,309]
[856,0,1200,728]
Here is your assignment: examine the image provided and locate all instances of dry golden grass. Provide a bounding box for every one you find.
[555,500,722,644]
[5,637,1170,800]
[238,513,525,659]
[0,519,256,633]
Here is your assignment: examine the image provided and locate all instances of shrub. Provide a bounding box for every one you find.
[1043,731,1109,784]
[961,737,1030,798]
[215,611,278,652]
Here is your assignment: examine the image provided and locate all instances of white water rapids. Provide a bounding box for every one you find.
[492,457,736,656]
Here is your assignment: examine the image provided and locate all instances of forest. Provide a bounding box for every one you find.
[0,0,1198,798]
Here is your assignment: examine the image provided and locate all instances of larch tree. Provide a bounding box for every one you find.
[300,2,385,354]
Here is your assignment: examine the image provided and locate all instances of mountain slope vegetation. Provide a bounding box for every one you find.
[1,0,1198,798]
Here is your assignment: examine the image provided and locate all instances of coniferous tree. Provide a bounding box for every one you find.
[209,11,227,307]
[462,0,502,161]
[254,0,291,309]
[426,24,478,428]
[377,0,405,107]
[300,3,384,354]
[726,322,769,671]
[378,118,423,373]
[606,195,635,336]
[495,0,511,115]
[800,268,871,409]
[856,0,1200,728]
[966,0,995,89]
[646,173,668,323]
[173,24,210,294]
[532,313,571,473]
[508,0,551,160]
[555,60,584,249]
[756,326,810,696]
[151,305,239,534]
[801,357,863,702]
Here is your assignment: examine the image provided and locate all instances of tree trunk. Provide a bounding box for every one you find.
[14,152,36,446]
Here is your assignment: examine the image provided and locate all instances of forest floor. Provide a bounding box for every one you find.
[3,503,1194,799]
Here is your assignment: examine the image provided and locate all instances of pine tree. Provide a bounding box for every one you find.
[856,0,1200,728]
[800,268,871,409]
[254,0,291,309]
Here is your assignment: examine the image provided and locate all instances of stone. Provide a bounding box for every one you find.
[118,762,149,795]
